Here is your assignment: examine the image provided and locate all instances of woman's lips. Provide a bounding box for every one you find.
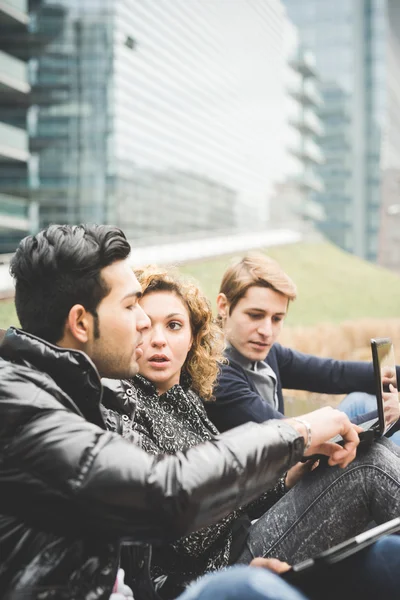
[148,355,170,368]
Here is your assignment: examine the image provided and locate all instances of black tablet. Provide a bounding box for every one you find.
[283,517,400,585]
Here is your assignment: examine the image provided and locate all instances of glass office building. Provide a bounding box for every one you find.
[0,0,32,253]
[284,0,400,265]
[271,19,325,232]
[26,0,294,245]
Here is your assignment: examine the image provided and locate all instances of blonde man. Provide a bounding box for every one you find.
[208,253,400,440]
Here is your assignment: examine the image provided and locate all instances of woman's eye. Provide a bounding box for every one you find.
[248,313,262,320]
[168,321,182,330]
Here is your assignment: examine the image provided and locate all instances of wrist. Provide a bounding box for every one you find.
[288,418,312,451]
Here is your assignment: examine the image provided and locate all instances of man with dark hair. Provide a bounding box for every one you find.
[0,224,396,600]
[11,224,140,377]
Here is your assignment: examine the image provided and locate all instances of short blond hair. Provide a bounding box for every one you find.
[135,266,225,401]
[219,252,297,314]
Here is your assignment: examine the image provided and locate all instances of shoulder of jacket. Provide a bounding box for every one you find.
[0,358,71,409]
[220,358,247,376]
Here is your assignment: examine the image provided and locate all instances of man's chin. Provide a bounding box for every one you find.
[247,346,270,361]
[128,362,140,378]
[107,362,139,380]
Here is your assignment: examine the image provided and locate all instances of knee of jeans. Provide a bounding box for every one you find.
[246,568,308,600]
[360,535,400,578]
[388,430,400,446]
[372,535,400,557]
[339,392,376,416]
[183,567,307,600]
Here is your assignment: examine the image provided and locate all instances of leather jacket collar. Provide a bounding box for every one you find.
[0,327,105,427]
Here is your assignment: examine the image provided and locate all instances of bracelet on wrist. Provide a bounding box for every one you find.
[277,474,288,496]
[292,417,312,451]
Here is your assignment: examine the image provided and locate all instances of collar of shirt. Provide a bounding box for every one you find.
[225,343,277,383]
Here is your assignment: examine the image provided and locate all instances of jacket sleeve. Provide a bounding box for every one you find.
[208,362,284,432]
[275,344,400,394]
[1,382,304,545]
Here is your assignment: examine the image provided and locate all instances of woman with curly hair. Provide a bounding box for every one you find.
[133,265,223,402]
[115,266,302,597]
[102,265,400,600]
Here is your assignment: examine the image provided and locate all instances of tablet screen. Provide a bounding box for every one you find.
[372,338,399,434]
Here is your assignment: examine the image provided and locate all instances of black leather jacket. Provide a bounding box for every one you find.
[0,327,304,600]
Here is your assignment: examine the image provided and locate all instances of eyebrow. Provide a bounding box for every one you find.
[247,308,286,315]
[165,312,185,319]
[122,290,142,302]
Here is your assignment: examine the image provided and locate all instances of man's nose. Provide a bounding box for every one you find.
[137,305,151,331]
[257,319,272,336]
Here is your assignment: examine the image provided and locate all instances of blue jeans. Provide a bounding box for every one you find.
[237,438,400,564]
[338,392,377,419]
[339,392,400,445]
[177,566,307,600]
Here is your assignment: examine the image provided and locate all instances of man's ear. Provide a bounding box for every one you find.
[65,304,92,345]
[216,293,229,319]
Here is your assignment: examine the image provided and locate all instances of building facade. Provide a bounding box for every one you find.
[0,0,32,253]
[21,0,296,247]
[271,18,325,233]
[284,0,400,266]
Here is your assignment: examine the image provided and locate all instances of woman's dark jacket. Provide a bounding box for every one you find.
[207,343,400,432]
[103,375,291,598]
[0,328,304,600]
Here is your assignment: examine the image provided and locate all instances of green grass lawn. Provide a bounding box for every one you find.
[179,241,400,326]
[1,240,400,330]
[0,298,18,330]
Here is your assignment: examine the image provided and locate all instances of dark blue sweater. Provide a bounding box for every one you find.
[206,343,400,433]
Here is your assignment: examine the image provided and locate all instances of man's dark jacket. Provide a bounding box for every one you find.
[207,343,400,432]
[0,328,304,600]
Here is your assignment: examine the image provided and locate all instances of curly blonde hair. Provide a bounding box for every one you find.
[135,266,225,401]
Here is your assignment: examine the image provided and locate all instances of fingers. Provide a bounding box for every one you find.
[309,437,358,469]
[338,416,361,447]
[290,408,361,469]
[328,444,357,468]
[332,421,359,467]
[250,557,291,574]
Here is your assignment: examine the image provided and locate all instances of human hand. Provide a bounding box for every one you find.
[250,557,291,574]
[383,383,400,428]
[110,568,134,599]
[287,407,362,468]
[381,366,397,389]
[285,459,319,489]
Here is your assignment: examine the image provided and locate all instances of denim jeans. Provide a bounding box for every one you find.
[338,392,377,419]
[236,438,400,564]
[177,566,307,600]
[339,392,400,445]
